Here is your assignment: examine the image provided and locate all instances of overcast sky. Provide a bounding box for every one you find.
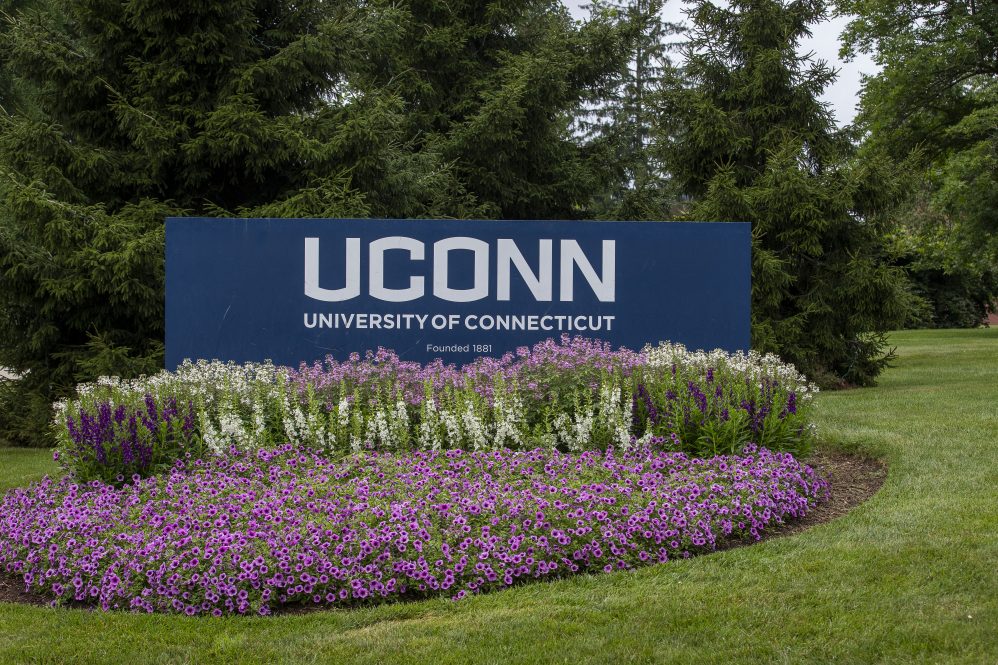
[565,2,879,127]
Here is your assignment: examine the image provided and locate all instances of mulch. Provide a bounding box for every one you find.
[712,447,888,553]
[0,567,49,607]
[0,447,887,611]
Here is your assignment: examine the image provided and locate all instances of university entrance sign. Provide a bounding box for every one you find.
[165,218,750,367]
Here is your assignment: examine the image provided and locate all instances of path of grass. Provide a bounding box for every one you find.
[1,329,995,664]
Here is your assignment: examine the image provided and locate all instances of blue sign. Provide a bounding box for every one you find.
[165,218,750,368]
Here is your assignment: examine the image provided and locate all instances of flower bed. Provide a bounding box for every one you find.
[0,443,827,615]
[54,337,818,483]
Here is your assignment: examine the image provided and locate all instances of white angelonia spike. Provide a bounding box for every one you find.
[462,405,487,451]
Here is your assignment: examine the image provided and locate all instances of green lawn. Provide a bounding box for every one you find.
[1,329,996,664]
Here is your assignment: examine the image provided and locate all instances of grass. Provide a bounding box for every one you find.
[1,328,996,664]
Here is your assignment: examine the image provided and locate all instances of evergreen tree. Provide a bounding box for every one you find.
[0,0,45,115]
[0,0,474,446]
[581,0,683,218]
[662,0,914,385]
[361,0,631,219]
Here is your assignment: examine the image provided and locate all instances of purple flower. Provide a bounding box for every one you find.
[0,444,826,616]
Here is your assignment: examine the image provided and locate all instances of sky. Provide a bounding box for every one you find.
[565,2,880,127]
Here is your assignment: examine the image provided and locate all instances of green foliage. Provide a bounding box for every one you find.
[661,0,915,386]
[0,0,474,446]
[838,0,997,160]
[931,86,998,264]
[839,0,998,309]
[362,0,631,219]
[0,0,44,116]
[888,190,998,328]
[579,0,684,219]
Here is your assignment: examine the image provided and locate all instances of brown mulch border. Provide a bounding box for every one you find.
[714,447,888,552]
[0,447,887,611]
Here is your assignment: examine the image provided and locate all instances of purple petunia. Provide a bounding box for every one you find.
[0,443,827,616]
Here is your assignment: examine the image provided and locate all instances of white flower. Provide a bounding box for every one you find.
[462,404,487,451]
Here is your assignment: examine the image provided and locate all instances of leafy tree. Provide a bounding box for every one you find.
[887,185,998,328]
[838,0,997,159]
[0,0,473,446]
[838,0,998,316]
[662,0,915,385]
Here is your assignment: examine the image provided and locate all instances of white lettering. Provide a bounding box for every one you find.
[559,240,615,302]
[433,237,490,302]
[497,239,552,301]
[305,236,616,303]
[305,237,360,302]
[369,236,425,302]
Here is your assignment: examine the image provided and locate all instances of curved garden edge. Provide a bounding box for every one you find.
[0,446,887,614]
[712,446,887,553]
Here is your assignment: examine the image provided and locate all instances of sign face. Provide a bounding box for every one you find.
[165,218,750,368]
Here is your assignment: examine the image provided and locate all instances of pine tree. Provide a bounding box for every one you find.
[0,0,474,446]
[0,0,45,116]
[360,0,631,219]
[581,0,683,218]
[662,0,915,385]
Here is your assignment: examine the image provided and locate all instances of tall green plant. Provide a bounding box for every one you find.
[888,190,998,328]
[360,0,631,219]
[580,0,684,219]
[838,0,998,316]
[661,0,915,385]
